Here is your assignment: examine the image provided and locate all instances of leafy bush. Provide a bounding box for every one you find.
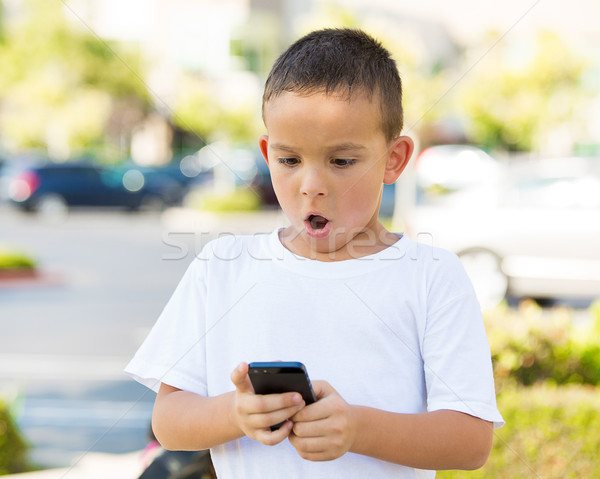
[0,248,36,270]
[437,384,600,478]
[486,300,600,387]
[192,188,261,213]
[0,400,30,474]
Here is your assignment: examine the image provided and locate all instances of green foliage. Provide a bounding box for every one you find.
[437,384,600,478]
[440,302,600,477]
[0,0,149,153]
[0,247,36,270]
[172,75,261,145]
[486,300,600,387]
[191,188,261,213]
[458,31,590,151]
[590,299,600,326]
[0,400,30,474]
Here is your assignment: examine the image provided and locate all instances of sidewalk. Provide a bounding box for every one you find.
[161,207,288,234]
[5,451,145,479]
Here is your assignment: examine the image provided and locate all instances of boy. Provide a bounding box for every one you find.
[126,28,503,478]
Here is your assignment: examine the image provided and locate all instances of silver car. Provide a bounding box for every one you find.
[411,156,600,309]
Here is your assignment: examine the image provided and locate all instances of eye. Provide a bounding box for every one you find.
[278,157,300,167]
[331,158,356,168]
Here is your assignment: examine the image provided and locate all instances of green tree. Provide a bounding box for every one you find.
[172,74,262,146]
[0,0,150,160]
[458,31,590,152]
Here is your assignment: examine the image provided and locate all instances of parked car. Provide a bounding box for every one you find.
[415,144,502,193]
[411,157,600,309]
[7,161,186,213]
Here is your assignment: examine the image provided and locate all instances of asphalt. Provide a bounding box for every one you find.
[4,450,148,479]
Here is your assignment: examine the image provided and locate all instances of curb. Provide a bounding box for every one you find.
[0,269,64,290]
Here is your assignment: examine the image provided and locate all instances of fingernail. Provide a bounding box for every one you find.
[293,394,303,404]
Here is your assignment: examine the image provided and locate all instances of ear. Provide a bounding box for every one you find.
[258,135,270,165]
[383,136,414,185]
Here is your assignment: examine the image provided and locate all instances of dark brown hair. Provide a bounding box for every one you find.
[262,28,404,141]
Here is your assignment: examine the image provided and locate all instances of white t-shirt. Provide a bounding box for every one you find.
[126,230,504,479]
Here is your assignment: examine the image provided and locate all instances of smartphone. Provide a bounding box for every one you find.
[248,362,316,430]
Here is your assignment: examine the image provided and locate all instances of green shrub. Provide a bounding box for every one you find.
[437,384,600,478]
[0,248,36,270]
[486,300,600,387]
[0,400,30,474]
[590,299,600,327]
[190,188,261,212]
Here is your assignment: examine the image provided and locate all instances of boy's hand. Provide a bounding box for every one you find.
[230,362,305,446]
[288,380,358,461]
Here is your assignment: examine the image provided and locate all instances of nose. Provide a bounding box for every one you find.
[301,167,327,198]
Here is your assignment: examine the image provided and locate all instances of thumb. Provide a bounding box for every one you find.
[311,380,334,400]
[231,362,254,394]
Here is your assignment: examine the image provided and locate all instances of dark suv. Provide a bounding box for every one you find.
[8,162,186,212]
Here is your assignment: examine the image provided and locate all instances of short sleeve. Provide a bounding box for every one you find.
[422,253,504,428]
[124,257,208,395]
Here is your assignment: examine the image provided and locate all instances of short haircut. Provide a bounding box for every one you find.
[262,28,404,141]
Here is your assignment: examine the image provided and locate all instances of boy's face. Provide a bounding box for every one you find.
[260,91,413,261]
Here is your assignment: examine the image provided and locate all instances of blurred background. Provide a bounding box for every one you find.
[0,0,599,477]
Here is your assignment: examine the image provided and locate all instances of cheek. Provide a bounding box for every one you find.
[343,181,383,219]
[343,176,382,204]
[269,172,294,202]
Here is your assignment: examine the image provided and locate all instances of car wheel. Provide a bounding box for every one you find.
[35,194,68,220]
[458,248,508,310]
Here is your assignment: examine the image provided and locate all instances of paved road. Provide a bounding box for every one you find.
[0,206,204,468]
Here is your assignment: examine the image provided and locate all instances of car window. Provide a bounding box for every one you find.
[100,168,126,188]
[75,167,100,182]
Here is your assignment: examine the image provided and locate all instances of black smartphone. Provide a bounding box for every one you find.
[248,361,317,430]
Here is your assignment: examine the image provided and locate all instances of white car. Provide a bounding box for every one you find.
[411,156,600,309]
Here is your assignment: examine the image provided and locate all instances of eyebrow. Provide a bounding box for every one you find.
[269,142,367,154]
[269,143,297,153]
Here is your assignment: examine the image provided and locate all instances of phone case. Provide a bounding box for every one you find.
[248,361,316,430]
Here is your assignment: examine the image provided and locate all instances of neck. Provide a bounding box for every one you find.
[279,224,400,262]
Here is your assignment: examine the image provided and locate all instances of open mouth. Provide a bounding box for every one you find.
[307,214,328,230]
[304,213,331,239]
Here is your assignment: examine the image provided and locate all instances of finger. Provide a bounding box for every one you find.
[289,432,328,454]
[246,400,305,430]
[310,380,333,400]
[289,433,344,462]
[255,420,294,446]
[231,362,254,393]
[290,399,328,423]
[246,392,304,416]
[237,391,304,431]
[294,450,335,462]
[290,416,327,437]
